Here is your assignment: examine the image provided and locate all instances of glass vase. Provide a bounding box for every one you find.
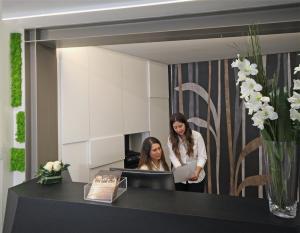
[262,139,298,218]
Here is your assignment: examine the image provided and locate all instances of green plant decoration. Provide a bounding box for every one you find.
[16,111,25,143]
[10,148,25,172]
[10,33,22,107]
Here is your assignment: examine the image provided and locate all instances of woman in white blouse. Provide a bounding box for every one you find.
[138,137,170,171]
[168,113,207,192]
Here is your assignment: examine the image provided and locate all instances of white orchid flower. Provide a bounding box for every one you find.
[288,92,300,110]
[261,104,278,120]
[232,56,259,85]
[238,59,258,76]
[231,56,248,71]
[244,92,263,115]
[43,161,54,172]
[231,58,240,68]
[231,54,242,68]
[251,111,265,130]
[236,72,247,86]
[294,64,300,74]
[240,78,262,101]
[246,63,258,76]
[293,80,300,90]
[290,108,300,121]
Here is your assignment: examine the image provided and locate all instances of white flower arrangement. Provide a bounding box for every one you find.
[37,160,70,184]
[288,65,300,121]
[231,54,279,130]
[231,29,300,142]
[234,26,300,218]
[232,55,300,137]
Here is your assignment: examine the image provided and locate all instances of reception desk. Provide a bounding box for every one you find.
[3,178,300,233]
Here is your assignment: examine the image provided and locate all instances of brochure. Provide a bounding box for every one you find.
[173,160,205,183]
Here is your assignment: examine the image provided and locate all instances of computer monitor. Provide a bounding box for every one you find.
[110,168,175,191]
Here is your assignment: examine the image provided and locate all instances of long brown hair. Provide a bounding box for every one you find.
[169,113,194,163]
[138,137,170,171]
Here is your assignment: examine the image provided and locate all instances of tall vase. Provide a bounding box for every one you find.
[262,139,298,218]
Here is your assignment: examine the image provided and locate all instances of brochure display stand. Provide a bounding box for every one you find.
[84,171,127,203]
[84,177,127,203]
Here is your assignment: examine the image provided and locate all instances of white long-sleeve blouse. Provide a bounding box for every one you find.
[168,130,207,183]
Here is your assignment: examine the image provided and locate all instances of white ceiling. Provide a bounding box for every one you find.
[2,0,299,18]
[2,0,300,29]
[1,0,178,19]
[102,32,300,64]
[2,0,300,64]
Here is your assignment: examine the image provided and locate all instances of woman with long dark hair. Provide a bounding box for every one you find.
[168,113,207,192]
[138,137,170,171]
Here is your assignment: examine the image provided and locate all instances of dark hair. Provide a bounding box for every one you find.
[169,113,194,163]
[138,137,170,171]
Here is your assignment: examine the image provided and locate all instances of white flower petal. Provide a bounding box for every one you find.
[294,64,300,74]
[244,92,263,114]
[43,162,54,172]
[290,108,300,122]
[261,97,270,103]
[293,80,300,90]
[231,59,240,68]
[261,104,278,120]
[252,111,265,130]
[288,92,300,109]
[53,162,62,172]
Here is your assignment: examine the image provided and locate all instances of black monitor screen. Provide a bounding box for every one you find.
[110,168,175,191]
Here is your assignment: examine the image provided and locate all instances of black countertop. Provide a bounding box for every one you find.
[3,178,300,233]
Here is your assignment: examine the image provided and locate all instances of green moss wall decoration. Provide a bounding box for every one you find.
[16,111,25,143]
[10,33,22,107]
[11,148,25,172]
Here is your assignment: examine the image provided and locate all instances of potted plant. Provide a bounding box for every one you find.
[37,161,70,185]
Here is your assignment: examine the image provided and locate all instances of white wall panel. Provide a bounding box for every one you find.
[59,47,89,70]
[89,135,125,168]
[149,98,169,160]
[62,142,89,182]
[58,47,168,181]
[148,61,169,98]
[148,61,170,165]
[123,56,149,133]
[0,159,2,227]
[59,48,90,143]
[88,48,124,137]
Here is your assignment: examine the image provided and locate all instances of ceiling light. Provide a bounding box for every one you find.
[2,0,195,21]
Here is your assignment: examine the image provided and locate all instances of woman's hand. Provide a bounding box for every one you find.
[189,166,202,181]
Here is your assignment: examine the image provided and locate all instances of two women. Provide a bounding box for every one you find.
[138,112,207,192]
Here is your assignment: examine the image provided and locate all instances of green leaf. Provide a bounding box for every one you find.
[276,88,294,141]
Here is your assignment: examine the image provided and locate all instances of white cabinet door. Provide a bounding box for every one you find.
[62,142,90,183]
[88,48,124,138]
[122,56,149,134]
[148,61,169,98]
[59,48,90,144]
[89,135,125,168]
